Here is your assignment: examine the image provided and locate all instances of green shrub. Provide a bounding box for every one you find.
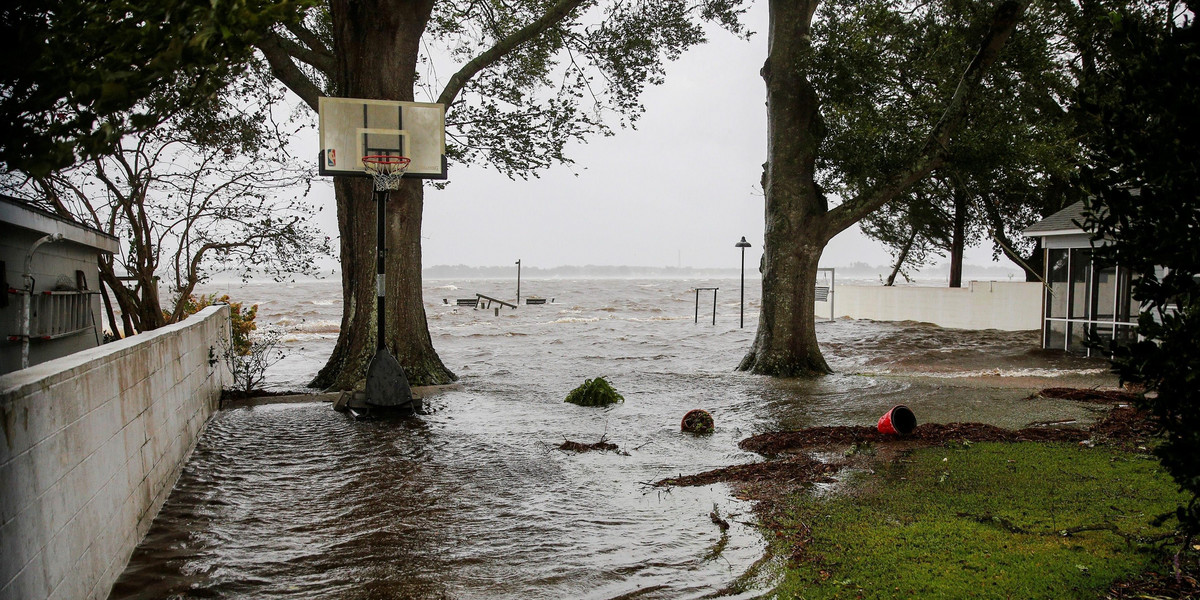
[564,376,624,406]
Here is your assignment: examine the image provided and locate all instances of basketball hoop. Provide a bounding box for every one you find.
[362,155,411,191]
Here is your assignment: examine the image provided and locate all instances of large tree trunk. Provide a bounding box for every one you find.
[949,189,967,287]
[738,0,832,377]
[311,0,455,390]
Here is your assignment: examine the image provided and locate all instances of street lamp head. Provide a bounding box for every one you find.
[735,236,751,248]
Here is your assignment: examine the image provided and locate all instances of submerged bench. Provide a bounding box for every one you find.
[476,293,517,310]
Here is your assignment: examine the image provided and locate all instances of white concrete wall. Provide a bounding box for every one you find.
[820,281,1042,331]
[0,306,229,600]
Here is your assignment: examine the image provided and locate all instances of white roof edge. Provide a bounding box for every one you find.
[0,200,120,254]
[1020,228,1086,238]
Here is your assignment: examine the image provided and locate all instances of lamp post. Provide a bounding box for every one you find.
[735,236,752,328]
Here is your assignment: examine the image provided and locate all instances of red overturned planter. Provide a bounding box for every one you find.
[877,405,917,435]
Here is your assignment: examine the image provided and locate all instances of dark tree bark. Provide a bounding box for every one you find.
[738,0,832,377]
[886,229,918,286]
[311,0,455,389]
[740,0,1026,377]
[949,188,967,287]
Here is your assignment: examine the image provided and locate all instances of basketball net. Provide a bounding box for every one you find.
[362,155,411,191]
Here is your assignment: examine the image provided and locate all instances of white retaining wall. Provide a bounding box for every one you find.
[822,281,1042,330]
[0,306,230,600]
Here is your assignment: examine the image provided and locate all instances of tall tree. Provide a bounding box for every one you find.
[740,0,1029,376]
[0,0,309,176]
[834,0,1078,289]
[258,0,747,389]
[1078,1,1199,571]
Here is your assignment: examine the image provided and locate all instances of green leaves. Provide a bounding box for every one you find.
[564,376,625,406]
[428,0,747,179]
[0,0,313,175]
[1077,2,1200,539]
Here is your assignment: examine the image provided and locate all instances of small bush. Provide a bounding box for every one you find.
[179,292,281,395]
[564,376,624,406]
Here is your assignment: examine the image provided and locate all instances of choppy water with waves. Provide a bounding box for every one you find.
[109,278,1109,599]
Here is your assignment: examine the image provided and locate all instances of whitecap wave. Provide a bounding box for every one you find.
[273,319,341,334]
[551,317,600,324]
[893,367,1109,379]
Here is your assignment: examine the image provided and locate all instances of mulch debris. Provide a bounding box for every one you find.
[737,404,1153,457]
[558,438,620,453]
[657,455,840,488]
[656,396,1157,494]
[738,421,1093,456]
[1038,387,1141,403]
[1105,567,1200,599]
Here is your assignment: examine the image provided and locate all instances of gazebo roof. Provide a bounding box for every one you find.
[1022,201,1089,237]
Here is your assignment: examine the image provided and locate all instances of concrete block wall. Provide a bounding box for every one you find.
[822,281,1042,331]
[0,305,229,600]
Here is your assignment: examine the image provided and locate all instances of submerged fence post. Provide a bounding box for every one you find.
[694,287,719,325]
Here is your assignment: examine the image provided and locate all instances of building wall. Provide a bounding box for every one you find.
[1,224,108,374]
[0,305,229,600]
[821,281,1042,331]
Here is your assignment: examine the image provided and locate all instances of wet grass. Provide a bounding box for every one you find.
[772,442,1186,599]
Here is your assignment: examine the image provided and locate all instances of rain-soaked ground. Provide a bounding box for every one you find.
[108,279,1115,599]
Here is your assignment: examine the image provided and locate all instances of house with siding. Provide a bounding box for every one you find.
[1,195,119,374]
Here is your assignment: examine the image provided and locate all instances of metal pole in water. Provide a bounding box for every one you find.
[694,288,699,323]
[711,288,717,325]
[516,259,521,306]
[735,237,751,328]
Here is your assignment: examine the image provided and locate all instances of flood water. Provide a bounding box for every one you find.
[109,278,1108,599]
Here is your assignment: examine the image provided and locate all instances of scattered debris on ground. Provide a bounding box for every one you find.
[1104,563,1200,599]
[557,435,621,453]
[709,504,731,531]
[1037,387,1141,403]
[737,420,1092,456]
[658,454,840,488]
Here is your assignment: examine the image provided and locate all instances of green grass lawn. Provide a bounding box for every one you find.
[772,442,1186,599]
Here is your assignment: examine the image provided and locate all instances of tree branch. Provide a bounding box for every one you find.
[256,34,325,111]
[283,20,332,61]
[436,0,588,107]
[261,28,335,74]
[827,0,1029,235]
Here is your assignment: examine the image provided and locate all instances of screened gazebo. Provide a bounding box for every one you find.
[1022,201,1140,356]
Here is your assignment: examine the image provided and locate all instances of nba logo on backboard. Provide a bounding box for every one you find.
[326,149,336,168]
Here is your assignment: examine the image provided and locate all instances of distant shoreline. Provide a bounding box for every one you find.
[201,262,1026,284]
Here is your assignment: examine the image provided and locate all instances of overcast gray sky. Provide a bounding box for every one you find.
[303,2,1013,274]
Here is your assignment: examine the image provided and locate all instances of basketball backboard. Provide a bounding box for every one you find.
[317,97,447,179]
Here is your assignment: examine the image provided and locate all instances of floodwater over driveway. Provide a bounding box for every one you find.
[108,279,1113,599]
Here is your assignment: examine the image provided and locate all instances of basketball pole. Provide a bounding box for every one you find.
[376,187,387,351]
[361,158,416,415]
